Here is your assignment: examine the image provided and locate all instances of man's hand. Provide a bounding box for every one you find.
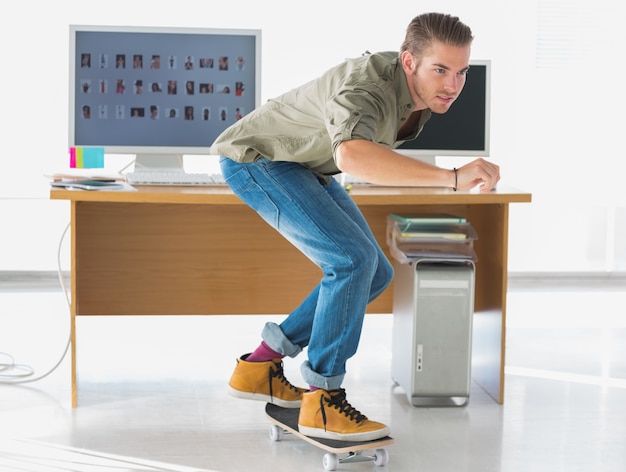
[455,158,500,192]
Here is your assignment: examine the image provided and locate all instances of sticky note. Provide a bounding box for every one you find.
[69,147,104,168]
[82,147,105,168]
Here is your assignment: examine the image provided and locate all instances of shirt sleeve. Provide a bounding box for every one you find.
[325,83,385,156]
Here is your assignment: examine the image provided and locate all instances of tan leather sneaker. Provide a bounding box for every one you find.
[298,388,390,441]
[228,354,307,408]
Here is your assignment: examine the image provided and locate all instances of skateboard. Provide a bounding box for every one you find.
[265,403,394,471]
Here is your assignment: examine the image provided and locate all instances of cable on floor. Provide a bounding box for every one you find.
[0,222,72,384]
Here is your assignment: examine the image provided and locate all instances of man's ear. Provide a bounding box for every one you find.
[400,51,416,74]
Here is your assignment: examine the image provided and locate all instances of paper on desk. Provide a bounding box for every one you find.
[45,169,126,182]
[50,180,135,191]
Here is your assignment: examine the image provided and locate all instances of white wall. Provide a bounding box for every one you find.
[1,0,625,273]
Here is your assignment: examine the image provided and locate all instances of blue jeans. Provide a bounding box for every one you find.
[220,157,394,390]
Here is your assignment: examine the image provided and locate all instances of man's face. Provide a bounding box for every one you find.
[402,41,471,114]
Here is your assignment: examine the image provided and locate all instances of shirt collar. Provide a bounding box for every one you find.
[393,56,432,137]
[394,55,414,116]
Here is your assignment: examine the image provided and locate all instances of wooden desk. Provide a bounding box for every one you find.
[50,185,531,407]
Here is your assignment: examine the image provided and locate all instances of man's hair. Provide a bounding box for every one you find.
[401,13,473,60]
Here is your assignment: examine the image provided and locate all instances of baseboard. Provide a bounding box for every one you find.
[0,271,69,292]
[507,271,626,291]
[1,270,624,292]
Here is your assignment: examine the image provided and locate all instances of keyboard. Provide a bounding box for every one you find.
[125,171,226,186]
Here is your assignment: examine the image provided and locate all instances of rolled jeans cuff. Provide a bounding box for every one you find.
[300,361,345,390]
[261,322,302,358]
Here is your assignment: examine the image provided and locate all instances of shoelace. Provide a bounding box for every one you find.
[320,388,367,428]
[268,361,301,399]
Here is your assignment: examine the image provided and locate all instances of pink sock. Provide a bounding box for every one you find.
[246,341,283,362]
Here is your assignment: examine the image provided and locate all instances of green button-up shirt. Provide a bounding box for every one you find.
[210,51,432,178]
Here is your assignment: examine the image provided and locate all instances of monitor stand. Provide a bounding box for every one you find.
[133,154,185,173]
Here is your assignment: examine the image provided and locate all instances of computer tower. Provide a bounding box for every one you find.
[391,259,475,407]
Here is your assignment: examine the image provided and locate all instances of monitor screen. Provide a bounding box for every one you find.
[397,60,490,161]
[69,25,261,168]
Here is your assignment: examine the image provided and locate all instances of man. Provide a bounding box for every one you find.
[210,12,500,442]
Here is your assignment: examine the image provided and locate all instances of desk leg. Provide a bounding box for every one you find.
[70,202,78,408]
[469,203,509,404]
[71,309,77,407]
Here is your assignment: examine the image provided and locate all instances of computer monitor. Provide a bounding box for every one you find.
[69,25,261,171]
[397,60,490,164]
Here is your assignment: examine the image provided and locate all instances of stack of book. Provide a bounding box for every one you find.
[386,213,478,263]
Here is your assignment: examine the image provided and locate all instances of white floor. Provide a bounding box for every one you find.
[1,280,625,472]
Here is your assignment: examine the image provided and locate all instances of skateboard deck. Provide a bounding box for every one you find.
[265,403,394,470]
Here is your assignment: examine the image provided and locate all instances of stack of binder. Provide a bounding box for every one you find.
[386,213,477,263]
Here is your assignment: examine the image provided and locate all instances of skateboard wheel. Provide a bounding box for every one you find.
[373,448,389,466]
[269,424,284,441]
[322,453,339,471]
